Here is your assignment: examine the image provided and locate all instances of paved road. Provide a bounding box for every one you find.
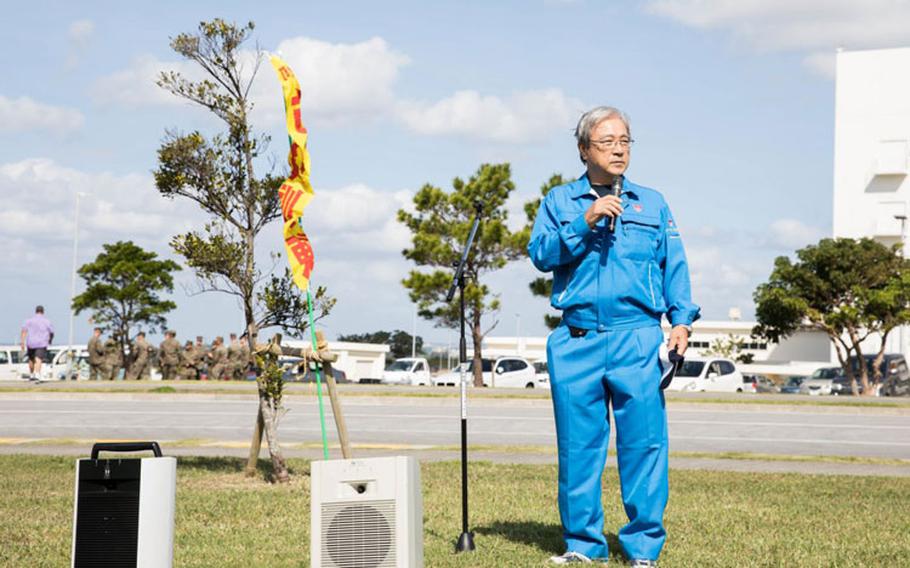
[2,395,908,460]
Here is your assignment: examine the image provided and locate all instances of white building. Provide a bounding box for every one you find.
[283,340,389,383]
[832,46,910,357]
[479,320,837,378]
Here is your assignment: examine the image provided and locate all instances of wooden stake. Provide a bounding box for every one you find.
[244,407,264,476]
[316,331,352,459]
[244,323,263,476]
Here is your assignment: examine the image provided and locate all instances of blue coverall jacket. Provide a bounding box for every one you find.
[527,173,700,331]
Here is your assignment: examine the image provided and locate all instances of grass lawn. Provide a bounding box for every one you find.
[1,455,908,567]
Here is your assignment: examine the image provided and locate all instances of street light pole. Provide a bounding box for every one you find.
[515,313,521,356]
[411,306,417,358]
[67,192,87,379]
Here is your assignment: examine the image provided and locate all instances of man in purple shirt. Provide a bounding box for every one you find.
[20,305,54,379]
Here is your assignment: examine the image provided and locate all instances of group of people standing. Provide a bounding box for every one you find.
[87,329,251,381]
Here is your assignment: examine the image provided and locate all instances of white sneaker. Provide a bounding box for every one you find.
[549,551,593,564]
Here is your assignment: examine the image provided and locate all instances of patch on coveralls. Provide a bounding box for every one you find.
[667,217,681,238]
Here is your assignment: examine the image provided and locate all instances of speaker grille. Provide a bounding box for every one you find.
[74,491,139,566]
[74,460,141,567]
[321,500,396,568]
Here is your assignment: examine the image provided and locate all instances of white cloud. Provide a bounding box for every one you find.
[260,36,410,122]
[767,218,825,250]
[307,184,413,258]
[685,243,768,320]
[66,19,94,69]
[0,158,200,255]
[645,0,910,76]
[90,55,199,107]
[90,34,579,142]
[92,36,410,123]
[0,96,84,133]
[397,89,584,143]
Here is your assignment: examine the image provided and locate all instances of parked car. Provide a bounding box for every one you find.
[779,376,806,394]
[831,354,910,396]
[433,357,539,388]
[740,375,756,393]
[800,366,842,396]
[433,359,492,386]
[282,359,349,383]
[533,361,551,390]
[741,374,778,394]
[664,358,744,393]
[378,357,431,386]
[831,374,859,395]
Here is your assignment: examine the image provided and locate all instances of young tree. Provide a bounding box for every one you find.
[518,173,570,330]
[753,238,910,396]
[72,241,180,369]
[704,334,755,364]
[398,163,526,386]
[154,19,334,481]
[338,330,423,359]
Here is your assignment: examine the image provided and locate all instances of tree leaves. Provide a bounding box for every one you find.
[399,163,526,385]
[399,163,525,329]
[72,241,181,366]
[155,19,332,341]
[337,330,424,360]
[753,237,910,392]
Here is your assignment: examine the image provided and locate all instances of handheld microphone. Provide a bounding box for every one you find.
[608,175,623,232]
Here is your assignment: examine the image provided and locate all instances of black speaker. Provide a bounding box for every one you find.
[71,442,176,568]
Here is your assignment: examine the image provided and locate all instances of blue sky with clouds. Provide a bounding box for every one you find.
[3,1,907,347]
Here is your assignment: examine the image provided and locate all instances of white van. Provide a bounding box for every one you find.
[665,357,744,393]
[0,344,89,381]
[47,345,90,380]
[380,357,431,386]
[0,345,29,380]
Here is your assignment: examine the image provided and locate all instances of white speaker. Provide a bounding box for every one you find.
[311,456,423,568]
[72,442,176,568]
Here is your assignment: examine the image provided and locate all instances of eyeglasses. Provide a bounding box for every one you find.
[590,138,634,150]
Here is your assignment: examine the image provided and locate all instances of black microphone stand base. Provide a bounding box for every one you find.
[455,531,476,553]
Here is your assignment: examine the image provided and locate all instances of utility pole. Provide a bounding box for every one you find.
[411,306,417,357]
[67,192,88,379]
[515,313,521,356]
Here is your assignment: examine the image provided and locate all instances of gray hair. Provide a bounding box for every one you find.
[574,106,631,164]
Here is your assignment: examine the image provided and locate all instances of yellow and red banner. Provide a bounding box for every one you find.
[270,54,315,292]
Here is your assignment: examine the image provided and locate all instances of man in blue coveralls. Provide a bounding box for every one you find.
[528,106,700,566]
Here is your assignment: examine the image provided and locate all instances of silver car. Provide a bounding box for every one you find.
[800,366,842,396]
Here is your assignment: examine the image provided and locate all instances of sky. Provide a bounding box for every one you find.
[3,0,910,348]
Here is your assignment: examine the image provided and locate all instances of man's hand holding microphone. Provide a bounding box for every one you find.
[584,194,623,229]
[584,175,625,230]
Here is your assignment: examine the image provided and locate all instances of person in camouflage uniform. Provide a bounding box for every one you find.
[87,328,105,381]
[208,336,229,380]
[178,341,197,381]
[158,330,180,381]
[227,333,244,381]
[103,336,122,380]
[126,332,154,381]
[238,333,251,380]
[193,336,208,380]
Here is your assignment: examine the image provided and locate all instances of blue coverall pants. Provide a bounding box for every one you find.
[547,323,669,561]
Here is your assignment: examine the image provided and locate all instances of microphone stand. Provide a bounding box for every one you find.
[446,201,483,554]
